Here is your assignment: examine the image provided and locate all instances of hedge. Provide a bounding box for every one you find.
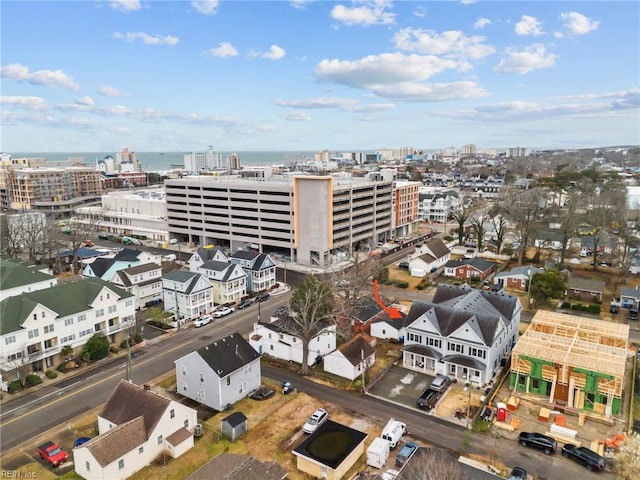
[25,374,42,386]
[45,370,57,379]
[8,380,22,393]
[56,363,68,373]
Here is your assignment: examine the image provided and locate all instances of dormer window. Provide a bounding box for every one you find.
[33,314,37,321]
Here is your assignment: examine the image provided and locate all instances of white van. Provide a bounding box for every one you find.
[169,238,178,245]
[380,418,406,449]
[163,254,177,262]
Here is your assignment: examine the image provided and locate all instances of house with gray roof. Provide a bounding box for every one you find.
[174,332,261,411]
[566,277,605,302]
[402,284,522,386]
[409,237,451,277]
[83,248,160,281]
[0,257,57,302]
[620,286,640,309]
[195,260,247,306]
[323,333,376,380]
[0,278,135,381]
[73,380,197,480]
[494,266,542,291]
[110,262,163,309]
[162,270,214,323]
[230,250,277,292]
[187,247,229,272]
[186,453,287,480]
[443,258,495,281]
[534,231,570,251]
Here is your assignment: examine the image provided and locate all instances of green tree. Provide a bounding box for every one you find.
[529,270,566,306]
[82,332,110,361]
[288,276,335,375]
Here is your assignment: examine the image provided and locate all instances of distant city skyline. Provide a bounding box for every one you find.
[1,1,639,152]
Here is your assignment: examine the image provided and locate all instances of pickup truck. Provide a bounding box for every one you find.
[37,441,68,467]
[395,441,419,467]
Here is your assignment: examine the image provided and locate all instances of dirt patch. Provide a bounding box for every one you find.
[388,266,425,289]
[435,387,483,419]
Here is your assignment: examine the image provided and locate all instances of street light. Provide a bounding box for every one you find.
[464,382,472,429]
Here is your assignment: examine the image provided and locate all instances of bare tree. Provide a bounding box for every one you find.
[470,215,488,251]
[5,345,39,387]
[397,447,470,480]
[62,210,103,274]
[285,276,335,376]
[487,205,508,254]
[584,189,624,270]
[614,432,640,480]
[501,188,547,265]
[450,207,470,245]
[0,215,23,258]
[556,190,582,266]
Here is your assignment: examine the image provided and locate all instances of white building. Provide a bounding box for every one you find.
[184,146,223,173]
[110,262,163,310]
[0,257,57,302]
[323,334,376,381]
[229,251,277,293]
[162,270,214,323]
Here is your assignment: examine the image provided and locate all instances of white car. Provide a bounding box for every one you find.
[194,316,212,327]
[303,408,329,434]
[214,306,234,318]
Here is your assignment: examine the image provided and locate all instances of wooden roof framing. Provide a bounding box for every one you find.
[512,311,628,381]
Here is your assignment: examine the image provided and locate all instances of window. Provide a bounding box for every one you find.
[170,409,175,419]
[138,446,144,454]
[427,337,442,348]
[226,377,231,386]
[61,334,76,343]
[100,295,103,301]
[41,311,45,318]
[199,373,204,383]
[157,435,163,445]
[65,318,74,326]
[44,324,54,334]
[182,367,187,376]
[8,352,23,361]
[182,382,187,391]
[269,345,274,351]
[4,336,16,345]
[85,461,90,472]
[118,459,124,470]
[108,305,117,314]
[33,314,37,321]
[78,314,86,322]
[184,419,189,428]
[532,379,540,390]
[447,342,463,353]
[126,300,133,307]
[28,328,39,339]
[96,308,104,317]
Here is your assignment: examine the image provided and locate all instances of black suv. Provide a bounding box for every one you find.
[561,445,606,471]
[518,432,557,454]
[629,308,639,321]
[255,292,270,302]
[416,388,441,410]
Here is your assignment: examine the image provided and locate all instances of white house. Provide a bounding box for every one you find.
[249,316,336,366]
[83,248,161,281]
[369,312,410,343]
[0,278,136,380]
[187,247,229,273]
[174,333,261,411]
[402,284,521,386]
[0,257,57,302]
[73,380,197,480]
[162,270,214,323]
[229,251,277,293]
[195,261,247,306]
[408,237,451,277]
[110,262,163,309]
[323,334,376,381]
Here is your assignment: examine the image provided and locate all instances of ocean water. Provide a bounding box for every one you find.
[8,151,315,172]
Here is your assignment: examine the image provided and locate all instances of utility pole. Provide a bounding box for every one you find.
[126,323,133,383]
[361,349,366,394]
[174,284,181,330]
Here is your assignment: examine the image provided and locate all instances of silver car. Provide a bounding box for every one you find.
[302,408,328,434]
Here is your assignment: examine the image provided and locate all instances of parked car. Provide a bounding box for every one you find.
[416,388,441,410]
[518,432,558,454]
[629,308,639,321]
[194,315,213,327]
[249,386,275,401]
[214,306,234,318]
[37,441,68,467]
[609,304,619,314]
[561,444,606,471]
[303,408,329,434]
[237,299,253,309]
[491,284,503,292]
[507,467,528,480]
[73,437,91,448]
[274,306,289,316]
[429,375,451,392]
[255,292,270,302]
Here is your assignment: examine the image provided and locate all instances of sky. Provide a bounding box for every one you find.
[1,0,639,153]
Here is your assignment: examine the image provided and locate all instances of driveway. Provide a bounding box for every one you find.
[367,364,434,410]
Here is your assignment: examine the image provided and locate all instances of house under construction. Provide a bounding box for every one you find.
[510,310,629,417]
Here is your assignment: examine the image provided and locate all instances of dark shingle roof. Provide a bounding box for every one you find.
[231,250,260,261]
[0,258,55,290]
[201,261,244,283]
[85,416,146,468]
[100,380,170,439]
[195,333,261,378]
[113,248,144,262]
[196,247,227,262]
[425,238,450,259]
[337,334,375,366]
[222,411,247,428]
[185,453,287,480]
[86,257,115,278]
[567,277,605,292]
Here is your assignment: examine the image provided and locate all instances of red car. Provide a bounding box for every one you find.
[37,441,68,467]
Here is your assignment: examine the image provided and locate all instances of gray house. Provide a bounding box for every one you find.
[174,333,261,411]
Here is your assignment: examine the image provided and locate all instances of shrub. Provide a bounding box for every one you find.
[588,305,601,314]
[45,370,57,379]
[393,281,409,288]
[119,339,130,349]
[25,374,42,386]
[82,332,110,361]
[134,334,143,344]
[110,345,121,353]
[56,363,68,373]
[581,304,590,312]
[8,380,22,393]
[571,303,581,310]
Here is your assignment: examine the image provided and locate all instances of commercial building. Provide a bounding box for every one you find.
[183,146,223,173]
[164,175,395,267]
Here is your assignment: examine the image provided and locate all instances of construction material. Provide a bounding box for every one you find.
[507,396,520,411]
[494,421,515,432]
[538,407,551,422]
[546,431,581,447]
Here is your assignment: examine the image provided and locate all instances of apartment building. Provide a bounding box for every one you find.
[0,165,103,214]
[164,175,394,267]
[392,180,420,240]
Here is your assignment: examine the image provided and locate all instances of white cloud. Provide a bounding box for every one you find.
[460,0,476,4]
[331,0,396,26]
[559,12,600,35]
[474,17,491,29]
[290,0,312,9]
[275,97,395,112]
[263,45,286,60]
[76,96,95,106]
[109,0,141,13]
[113,31,179,45]
[284,112,312,121]
[515,15,544,36]
[494,44,557,74]
[98,85,125,97]
[0,95,47,110]
[191,0,219,15]
[207,42,238,58]
[413,6,426,18]
[0,63,80,90]
[394,28,495,60]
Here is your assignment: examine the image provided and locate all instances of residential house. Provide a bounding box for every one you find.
[494,266,542,291]
[534,231,569,251]
[566,277,605,302]
[409,238,451,277]
[185,453,287,480]
[83,248,161,280]
[195,261,247,306]
[73,380,197,480]
[323,334,376,381]
[57,247,106,272]
[249,316,336,366]
[418,190,461,223]
[511,311,628,417]
[293,420,367,480]
[162,270,214,323]
[619,286,640,309]
[187,247,229,273]
[443,258,495,282]
[578,234,616,256]
[369,312,411,343]
[110,262,162,309]
[402,284,522,386]
[230,251,277,293]
[0,278,135,380]
[174,333,261,411]
[0,258,57,302]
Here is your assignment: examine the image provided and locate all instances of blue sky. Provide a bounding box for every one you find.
[1,0,639,153]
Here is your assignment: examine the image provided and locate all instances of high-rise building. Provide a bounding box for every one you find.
[184,146,223,173]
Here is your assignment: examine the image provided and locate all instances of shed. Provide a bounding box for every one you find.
[221,412,248,441]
